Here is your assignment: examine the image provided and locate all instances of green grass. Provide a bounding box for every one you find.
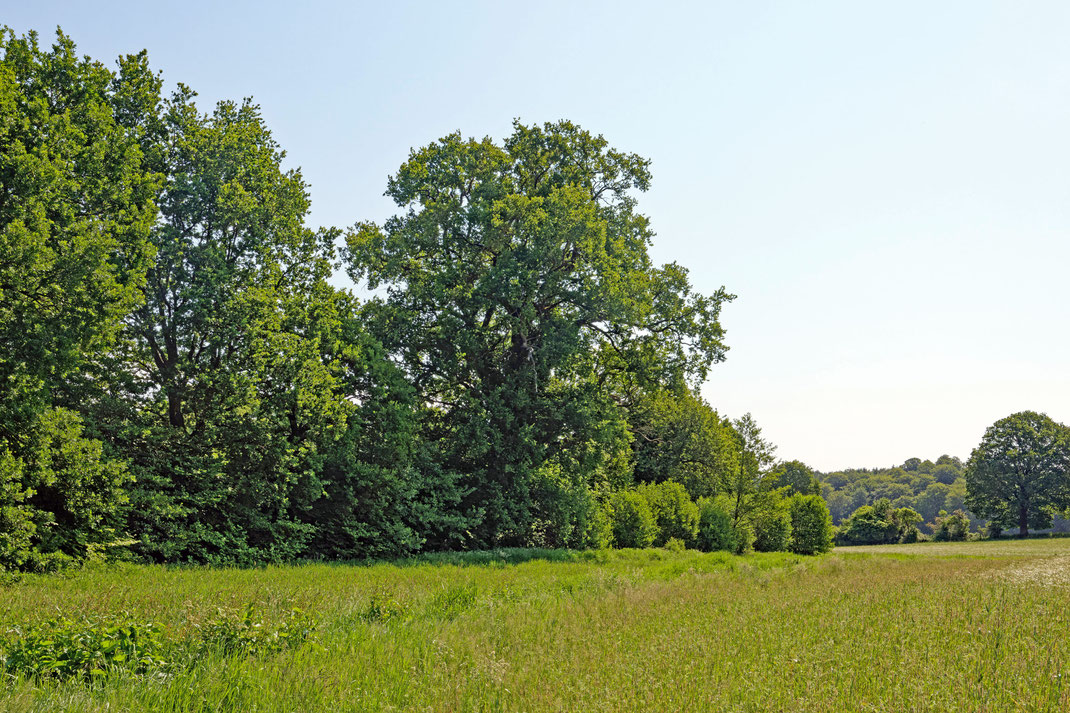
[2,541,1069,712]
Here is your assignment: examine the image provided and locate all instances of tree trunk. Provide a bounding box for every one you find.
[167,388,185,429]
[1019,504,1029,538]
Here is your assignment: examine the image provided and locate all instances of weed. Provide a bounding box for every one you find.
[0,615,167,681]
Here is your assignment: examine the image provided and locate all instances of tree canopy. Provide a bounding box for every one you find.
[0,29,156,569]
[345,120,733,548]
[965,411,1070,537]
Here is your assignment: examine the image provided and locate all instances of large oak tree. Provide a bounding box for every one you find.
[346,121,733,547]
[965,411,1070,537]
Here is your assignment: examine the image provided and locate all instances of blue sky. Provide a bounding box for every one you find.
[8,1,1069,470]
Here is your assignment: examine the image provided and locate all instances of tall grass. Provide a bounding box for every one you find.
[2,541,1068,712]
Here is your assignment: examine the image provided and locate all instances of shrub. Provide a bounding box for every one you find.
[787,494,834,554]
[527,463,610,549]
[583,501,614,550]
[607,490,657,548]
[932,510,971,542]
[837,500,924,545]
[695,498,736,552]
[638,481,699,546]
[663,537,686,552]
[752,498,792,552]
[837,505,897,545]
[732,518,755,554]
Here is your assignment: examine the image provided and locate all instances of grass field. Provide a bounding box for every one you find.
[2,539,1069,712]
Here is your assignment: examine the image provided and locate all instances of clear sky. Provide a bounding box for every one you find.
[8,1,1069,471]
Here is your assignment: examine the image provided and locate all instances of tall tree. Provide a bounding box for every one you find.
[0,29,157,569]
[81,66,362,562]
[725,413,777,526]
[346,121,732,547]
[965,411,1070,537]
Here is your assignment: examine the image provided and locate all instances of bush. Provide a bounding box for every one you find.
[787,494,834,555]
[526,466,611,549]
[663,537,686,552]
[607,490,657,548]
[752,498,792,552]
[1,605,317,684]
[932,510,971,542]
[837,500,924,545]
[984,520,1003,539]
[695,498,736,553]
[732,518,755,555]
[637,481,699,546]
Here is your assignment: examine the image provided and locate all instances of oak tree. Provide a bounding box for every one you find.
[965,411,1070,537]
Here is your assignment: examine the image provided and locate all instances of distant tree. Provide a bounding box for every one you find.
[823,489,851,524]
[877,482,912,502]
[965,411,1070,537]
[824,472,849,490]
[902,458,922,472]
[944,478,967,512]
[931,464,960,485]
[766,460,821,496]
[914,482,950,522]
[936,454,964,469]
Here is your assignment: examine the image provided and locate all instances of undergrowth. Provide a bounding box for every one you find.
[0,605,316,684]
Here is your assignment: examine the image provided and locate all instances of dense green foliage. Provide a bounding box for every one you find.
[6,28,1067,570]
[1,606,315,682]
[931,509,971,542]
[751,495,792,552]
[836,499,924,545]
[694,497,736,552]
[0,28,758,568]
[344,119,733,549]
[0,30,156,571]
[607,490,657,548]
[964,411,1070,537]
[819,455,979,534]
[637,480,699,546]
[786,494,834,555]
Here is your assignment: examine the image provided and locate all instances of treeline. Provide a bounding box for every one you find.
[820,451,1070,544]
[819,456,976,529]
[0,29,838,571]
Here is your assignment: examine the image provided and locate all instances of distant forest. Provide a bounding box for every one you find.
[819,456,1070,535]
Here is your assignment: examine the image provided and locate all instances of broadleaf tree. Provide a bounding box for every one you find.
[345,120,733,547]
[0,29,156,569]
[965,411,1070,537]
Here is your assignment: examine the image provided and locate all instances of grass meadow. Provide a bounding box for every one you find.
[2,539,1069,712]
